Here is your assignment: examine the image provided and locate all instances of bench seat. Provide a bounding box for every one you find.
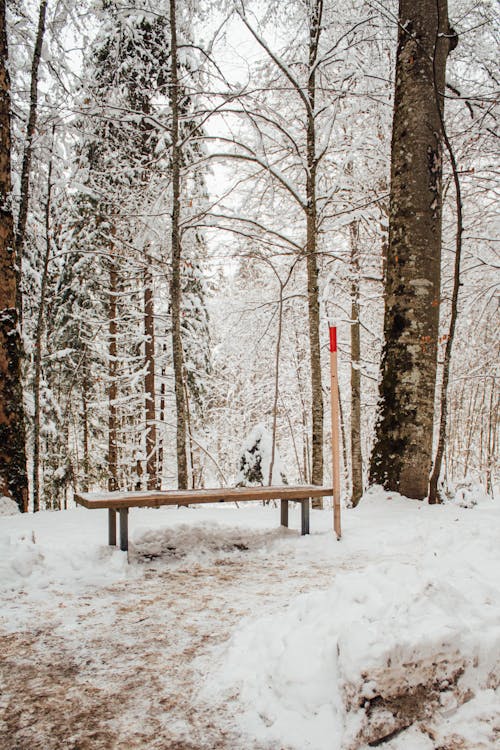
[74,484,332,552]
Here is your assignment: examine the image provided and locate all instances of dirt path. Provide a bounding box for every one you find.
[0,546,335,750]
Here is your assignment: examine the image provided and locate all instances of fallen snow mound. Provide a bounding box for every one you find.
[202,494,500,750]
[446,478,494,508]
[131,521,286,561]
[204,553,500,748]
[0,496,20,516]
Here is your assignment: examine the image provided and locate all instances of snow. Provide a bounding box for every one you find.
[0,496,19,516]
[1,489,499,749]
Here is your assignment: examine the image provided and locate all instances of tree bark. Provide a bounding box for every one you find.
[81,351,90,493]
[108,249,118,492]
[169,0,188,489]
[32,131,54,512]
[427,9,461,504]
[14,0,47,324]
[268,280,284,486]
[0,0,28,511]
[307,0,324,507]
[369,0,454,499]
[349,220,363,507]
[144,257,157,489]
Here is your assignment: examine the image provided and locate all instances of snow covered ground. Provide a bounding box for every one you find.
[0,488,499,749]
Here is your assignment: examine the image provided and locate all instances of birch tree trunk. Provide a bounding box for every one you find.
[0,0,28,511]
[108,250,118,492]
[169,0,188,489]
[369,0,455,499]
[307,0,324,506]
[81,351,90,493]
[144,258,157,489]
[32,134,54,512]
[349,220,363,506]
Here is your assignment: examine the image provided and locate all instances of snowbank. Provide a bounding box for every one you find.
[1,489,499,748]
[200,489,500,748]
[0,496,20,516]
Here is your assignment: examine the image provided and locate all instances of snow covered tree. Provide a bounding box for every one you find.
[0,0,28,511]
[236,423,287,486]
[74,0,174,491]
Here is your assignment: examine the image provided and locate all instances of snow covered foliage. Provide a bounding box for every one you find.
[446,477,494,508]
[0,496,20,516]
[236,423,287,486]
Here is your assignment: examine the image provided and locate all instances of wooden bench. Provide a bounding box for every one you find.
[74,485,333,552]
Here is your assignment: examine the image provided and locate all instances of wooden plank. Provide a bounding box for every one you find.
[74,484,333,510]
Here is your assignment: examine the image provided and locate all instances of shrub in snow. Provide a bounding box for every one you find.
[445,477,493,508]
[235,423,287,486]
[0,496,20,516]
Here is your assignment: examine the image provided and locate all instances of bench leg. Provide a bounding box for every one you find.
[301,499,310,535]
[108,509,117,546]
[119,508,129,551]
[280,499,289,528]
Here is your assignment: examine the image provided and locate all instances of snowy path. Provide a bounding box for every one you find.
[1,508,338,749]
[1,494,499,749]
[2,553,328,749]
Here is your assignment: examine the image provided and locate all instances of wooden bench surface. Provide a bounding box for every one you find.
[74,484,332,510]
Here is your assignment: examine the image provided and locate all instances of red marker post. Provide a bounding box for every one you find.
[329,325,342,539]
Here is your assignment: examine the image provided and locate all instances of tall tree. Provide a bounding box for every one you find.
[0,0,28,510]
[14,0,47,324]
[369,0,457,499]
[168,0,188,489]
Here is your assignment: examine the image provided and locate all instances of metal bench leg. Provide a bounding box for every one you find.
[280,499,289,527]
[301,499,310,535]
[119,508,129,551]
[108,509,117,546]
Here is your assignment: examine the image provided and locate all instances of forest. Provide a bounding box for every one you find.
[0,0,497,511]
[0,0,499,748]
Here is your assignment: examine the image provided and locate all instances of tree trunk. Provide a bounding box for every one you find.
[349,220,363,507]
[0,0,28,511]
[369,0,454,499]
[32,132,54,512]
[157,342,167,486]
[307,0,323,507]
[14,0,47,324]
[268,281,284,486]
[108,250,118,492]
[427,12,461,504]
[144,258,157,489]
[169,0,188,489]
[81,351,90,493]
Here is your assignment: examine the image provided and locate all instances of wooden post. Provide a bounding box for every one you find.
[108,508,116,546]
[119,507,129,551]
[330,326,342,539]
[301,499,310,535]
[280,499,289,527]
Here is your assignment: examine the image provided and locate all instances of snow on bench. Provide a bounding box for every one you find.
[74,485,332,552]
